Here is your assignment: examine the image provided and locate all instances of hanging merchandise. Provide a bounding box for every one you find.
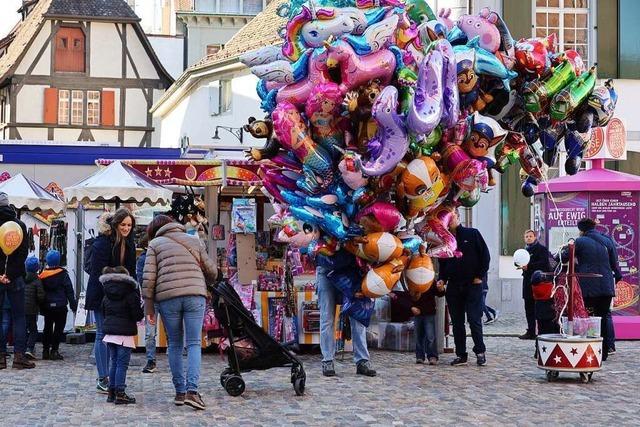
[232,198,257,233]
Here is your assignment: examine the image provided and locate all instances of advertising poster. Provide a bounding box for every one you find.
[544,192,588,252]
[590,192,640,315]
[231,198,257,233]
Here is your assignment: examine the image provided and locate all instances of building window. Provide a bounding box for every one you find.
[220,80,232,114]
[219,0,240,13]
[54,27,85,73]
[209,80,232,115]
[71,90,84,125]
[243,0,262,14]
[58,89,70,124]
[534,0,590,65]
[206,44,222,56]
[87,91,101,126]
[619,0,640,78]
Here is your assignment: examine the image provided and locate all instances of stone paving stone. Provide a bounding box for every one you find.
[0,337,638,425]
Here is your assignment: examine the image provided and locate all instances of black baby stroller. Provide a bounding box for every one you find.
[211,280,306,397]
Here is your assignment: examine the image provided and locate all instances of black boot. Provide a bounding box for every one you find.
[115,391,136,405]
[12,353,36,369]
[42,348,50,360]
[107,389,116,403]
[50,350,64,361]
[356,360,377,377]
[0,353,6,370]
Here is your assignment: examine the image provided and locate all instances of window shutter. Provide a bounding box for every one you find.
[101,90,115,126]
[503,0,533,40]
[209,84,220,116]
[598,0,618,78]
[43,87,58,124]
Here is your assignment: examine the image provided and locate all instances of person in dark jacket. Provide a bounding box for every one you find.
[0,192,33,370]
[530,270,560,359]
[100,266,144,405]
[437,209,490,367]
[574,218,622,362]
[411,281,446,365]
[520,230,552,340]
[24,257,45,359]
[39,250,77,361]
[86,209,136,393]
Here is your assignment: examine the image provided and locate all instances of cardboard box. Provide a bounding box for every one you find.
[378,321,416,352]
[236,233,258,284]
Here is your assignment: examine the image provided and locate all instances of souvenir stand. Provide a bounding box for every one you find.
[63,161,173,346]
[535,158,640,339]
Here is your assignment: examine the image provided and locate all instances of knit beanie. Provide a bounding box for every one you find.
[25,256,40,273]
[0,192,8,207]
[45,249,61,268]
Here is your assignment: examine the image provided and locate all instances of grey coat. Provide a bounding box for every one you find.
[142,223,217,315]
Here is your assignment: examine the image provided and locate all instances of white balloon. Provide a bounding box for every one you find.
[513,249,531,267]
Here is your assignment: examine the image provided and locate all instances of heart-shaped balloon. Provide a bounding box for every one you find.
[0,221,23,256]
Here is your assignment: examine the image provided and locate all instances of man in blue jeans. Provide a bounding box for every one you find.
[437,208,490,367]
[316,249,376,377]
[0,192,33,370]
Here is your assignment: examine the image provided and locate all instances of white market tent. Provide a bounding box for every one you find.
[64,160,173,206]
[0,173,65,213]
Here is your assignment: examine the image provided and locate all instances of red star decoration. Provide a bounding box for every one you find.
[32,224,40,235]
[570,348,578,356]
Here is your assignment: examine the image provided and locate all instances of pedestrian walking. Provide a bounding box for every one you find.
[137,235,158,374]
[574,218,622,362]
[142,214,217,410]
[39,250,77,361]
[0,192,33,370]
[85,209,136,393]
[316,249,377,378]
[482,278,498,324]
[411,281,445,365]
[100,266,144,404]
[438,208,490,367]
[519,230,551,340]
[24,256,44,360]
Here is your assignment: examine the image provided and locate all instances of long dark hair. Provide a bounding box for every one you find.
[147,214,174,241]
[111,208,135,246]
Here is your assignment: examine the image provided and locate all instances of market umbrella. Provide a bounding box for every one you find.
[64,161,173,206]
[0,173,65,213]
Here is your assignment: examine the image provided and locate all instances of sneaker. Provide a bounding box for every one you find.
[174,392,186,406]
[97,377,109,394]
[450,356,468,366]
[484,317,495,325]
[476,353,487,366]
[115,391,136,405]
[25,351,37,361]
[50,350,64,361]
[42,349,50,360]
[416,358,425,364]
[493,310,500,322]
[322,360,336,377]
[607,348,616,356]
[184,391,206,410]
[142,360,156,373]
[428,357,438,365]
[356,360,377,377]
[11,353,35,369]
[518,332,535,340]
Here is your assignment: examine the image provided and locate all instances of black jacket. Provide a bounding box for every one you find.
[412,285,446,316]
[85,234,136,311]
[24,272,45,316]
[574,231,622,298]
[39,268,77,312]
[438,226,490,285]
[522,241,552,299]
[100,272,144,336]
[0,206,28,281]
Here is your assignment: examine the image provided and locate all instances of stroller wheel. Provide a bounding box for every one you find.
[293,376,305,396]
[224,375,245,397]
[220,368,234,387]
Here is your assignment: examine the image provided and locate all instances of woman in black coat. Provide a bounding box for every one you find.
[85,209,136,393]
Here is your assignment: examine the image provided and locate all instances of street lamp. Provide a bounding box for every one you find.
[212,125,244,144]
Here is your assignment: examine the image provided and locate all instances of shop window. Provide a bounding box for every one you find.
[54,27,85,73]
[534,0,590,65]
[71,90,83,125]
[58,89,70,125]
[87,91,101,126]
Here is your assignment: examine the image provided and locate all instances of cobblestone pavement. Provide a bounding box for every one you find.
[1,337,638,426]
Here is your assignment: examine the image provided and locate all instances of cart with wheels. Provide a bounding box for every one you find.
[537,333,602,383]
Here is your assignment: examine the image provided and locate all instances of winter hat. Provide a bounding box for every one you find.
[0,192,8,207]
[25,256,40,273]
[45,249,61,268]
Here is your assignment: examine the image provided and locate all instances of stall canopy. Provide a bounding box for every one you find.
[0,173,65,213]
[64,160,173,206]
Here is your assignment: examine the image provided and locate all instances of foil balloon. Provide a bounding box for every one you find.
[453,37,518,90]
[361,258,405,298]
[274,50,332,108]
[404,253,435,296]
[0,221,23,256]
[343,15,399,56]
[240,45,288,67]
[249,51,312,84]
[462,112,507,159]
[549,66,597,121]
[514,34,557,77]
[457,8,502,53]
[277,218,320,249]
[338,151,369,190]
[244,116,280,161]
[341,294,375,327]
[305,82,347,159]
[361,86,409,177]
[405,0,437,24]
[355,202,404,233]
[272,101,334,193]
[420,203,461,258]
[587,79,617,127]
[345,232,404,264]
[522,59,576,113]
[407,45,444,136]
[399,157,445,218]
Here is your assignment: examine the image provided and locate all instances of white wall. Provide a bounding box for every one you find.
[90,23,123,78]
[16,85,46,122]
[148,35,184,79]
[124,88,149,127]
[186,24,245,66]
[15,21,51,74]
[126,24,160,80]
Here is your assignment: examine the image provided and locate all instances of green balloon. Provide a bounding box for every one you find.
[523,60,576,113]
[550,67,597,121]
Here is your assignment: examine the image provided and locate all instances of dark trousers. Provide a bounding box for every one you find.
[446,282,486,358]
[43,309,67,352]
[25,314,38,353]
[108,343,132,392]
[534,317,560,356]
[482,290,496,320]
[524,298,536,335]
[0,278,27,354]
[583,296,613,360]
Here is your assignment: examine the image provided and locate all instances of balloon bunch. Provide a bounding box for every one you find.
[242,1,617,325]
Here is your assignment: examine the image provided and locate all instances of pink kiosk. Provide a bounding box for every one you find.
[535,158,640,340]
